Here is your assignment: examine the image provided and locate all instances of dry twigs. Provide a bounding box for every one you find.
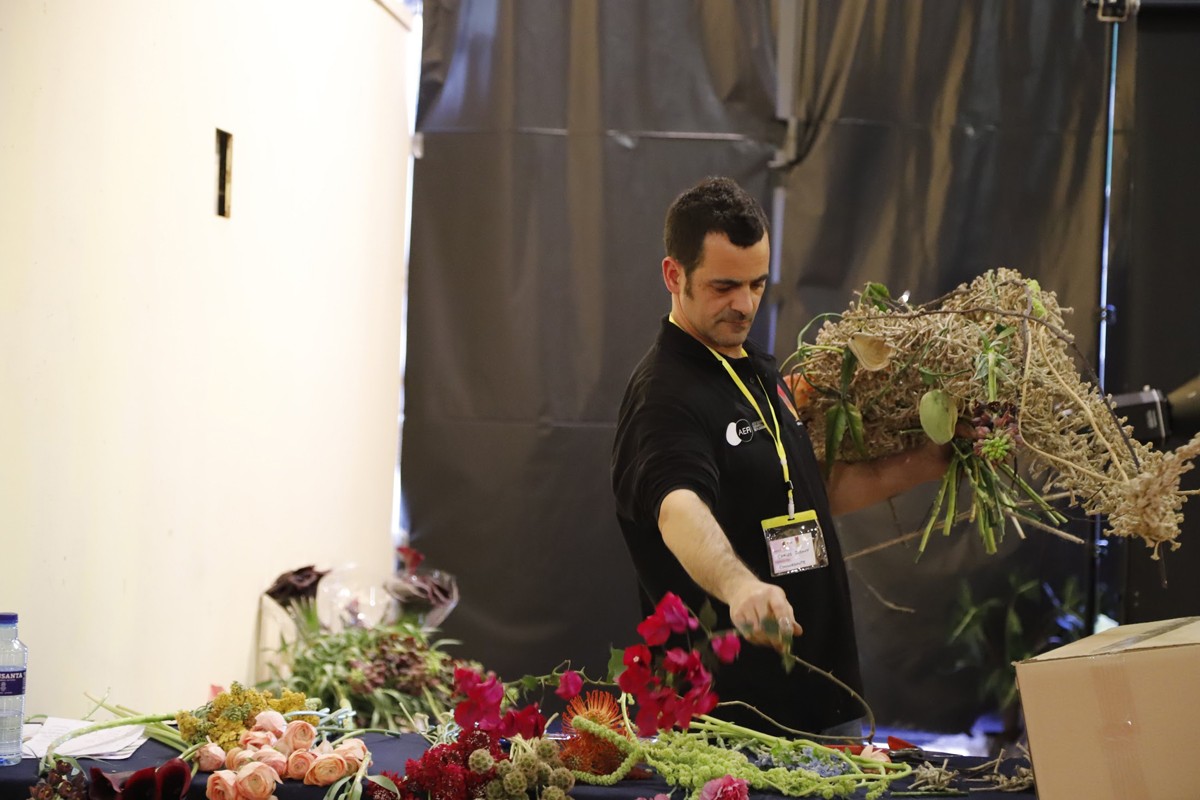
[783,269,1200,558]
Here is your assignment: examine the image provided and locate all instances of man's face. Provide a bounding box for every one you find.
[665,231,770,357]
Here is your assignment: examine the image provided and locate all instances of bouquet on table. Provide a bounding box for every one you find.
[34,684,374,800]
[260,549,475,733]
[368,593,911,800]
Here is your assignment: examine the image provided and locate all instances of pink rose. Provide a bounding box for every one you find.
[285,749,318,781]
[333,738,367,761]
[197,743,227,773]
[276,720,316,756]
[332,738,368,773]
[304,753,350,786]
[251,710,287,737]
[225,747,254,771]
[239,729,276,749]
[251,747,288,780]
[234,762,278,800]
[205,770,238,800]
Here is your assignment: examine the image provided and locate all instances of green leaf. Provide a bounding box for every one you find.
[918,367,941,386]
[838,348,858,394]
[698,600,718,632]
[606,647,626,682]
[368,776,400,795]
[845,402,866,457]
[919,389,957,445]
[862,281,892,310]
[824,403,847,475]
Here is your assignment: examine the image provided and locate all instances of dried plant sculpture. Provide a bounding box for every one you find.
[782,268,1200,559]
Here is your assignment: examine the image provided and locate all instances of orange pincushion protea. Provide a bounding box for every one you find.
[558,691,628,775]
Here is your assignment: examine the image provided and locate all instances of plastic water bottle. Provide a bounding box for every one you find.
[0,612,28,767]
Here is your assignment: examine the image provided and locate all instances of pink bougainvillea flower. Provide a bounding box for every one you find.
[452,669,505,731]
[662,647,701,675]
[498,703,547,739]
[555,669,583,701]
[710,631,741,664]
[617,644,657,695]
[654,593,699,634]
[698,775,749,800]
[636,613,671,646]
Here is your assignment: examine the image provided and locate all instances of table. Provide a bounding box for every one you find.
[0,734,1036,800]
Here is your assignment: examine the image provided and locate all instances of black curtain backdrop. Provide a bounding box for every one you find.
[400,0,1149,731]
[1113,7,1200,624]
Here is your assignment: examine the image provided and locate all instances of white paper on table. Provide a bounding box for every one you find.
[23,717,149,759]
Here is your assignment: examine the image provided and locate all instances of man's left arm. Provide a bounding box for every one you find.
[824,439,951,516]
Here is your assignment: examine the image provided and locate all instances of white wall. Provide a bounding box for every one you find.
[0,0,413,716]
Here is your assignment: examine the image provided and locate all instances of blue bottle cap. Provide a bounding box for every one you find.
[0,613,16,624]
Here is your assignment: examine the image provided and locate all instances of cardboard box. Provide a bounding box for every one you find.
[1015,616,1200,800]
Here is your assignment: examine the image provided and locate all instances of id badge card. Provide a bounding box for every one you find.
[761,510,829,576]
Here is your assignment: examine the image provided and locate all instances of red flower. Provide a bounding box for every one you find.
[452,669,504,731]
[555,670,583,701]
[636,613,671,646]
[498,703,546,739]
[699,775,749,800]
[662,647,700,675]
[397,546,425,574]
[654,593,699,634]
[710,632,741,664]
[617,661,656,696]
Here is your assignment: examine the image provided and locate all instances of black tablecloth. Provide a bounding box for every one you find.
[0,734,1035,800]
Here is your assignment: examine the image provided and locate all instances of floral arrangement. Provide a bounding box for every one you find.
[262,554,475,732]
[782,268,1200,558]
[39,687,368,798]
[363,593,909,800]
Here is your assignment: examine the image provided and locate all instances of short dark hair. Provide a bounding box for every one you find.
[663,176,769,276]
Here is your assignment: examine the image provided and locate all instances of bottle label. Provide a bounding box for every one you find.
[0,669,25,696]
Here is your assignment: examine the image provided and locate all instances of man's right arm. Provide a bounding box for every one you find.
[657,487,803,648]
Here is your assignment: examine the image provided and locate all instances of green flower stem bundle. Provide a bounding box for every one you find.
[782,268,1200,558]
[570,715,910,799]
[263,620,476,732]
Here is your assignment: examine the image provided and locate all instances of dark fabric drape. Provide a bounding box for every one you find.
[402,0,1120,730]
[1115,8,1200,624]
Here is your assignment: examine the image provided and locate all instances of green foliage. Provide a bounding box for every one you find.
[262,620,476,732]
[947,573,1086,711]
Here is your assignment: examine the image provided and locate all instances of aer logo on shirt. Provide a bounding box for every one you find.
[725,418,766,446]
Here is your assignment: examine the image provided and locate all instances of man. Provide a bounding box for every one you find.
[611,176,949,735]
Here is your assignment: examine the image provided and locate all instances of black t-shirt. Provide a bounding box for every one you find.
[612,317,863,733]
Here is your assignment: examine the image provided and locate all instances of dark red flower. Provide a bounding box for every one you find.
[498,703,546,739]
[88,758,191,800]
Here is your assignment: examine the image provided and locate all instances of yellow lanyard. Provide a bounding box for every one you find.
[670,315,796,518]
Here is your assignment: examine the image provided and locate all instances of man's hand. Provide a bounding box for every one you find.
[726,577,803,652]
[658,489,802,652]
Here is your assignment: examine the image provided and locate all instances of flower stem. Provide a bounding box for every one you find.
[41,714,179,774]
